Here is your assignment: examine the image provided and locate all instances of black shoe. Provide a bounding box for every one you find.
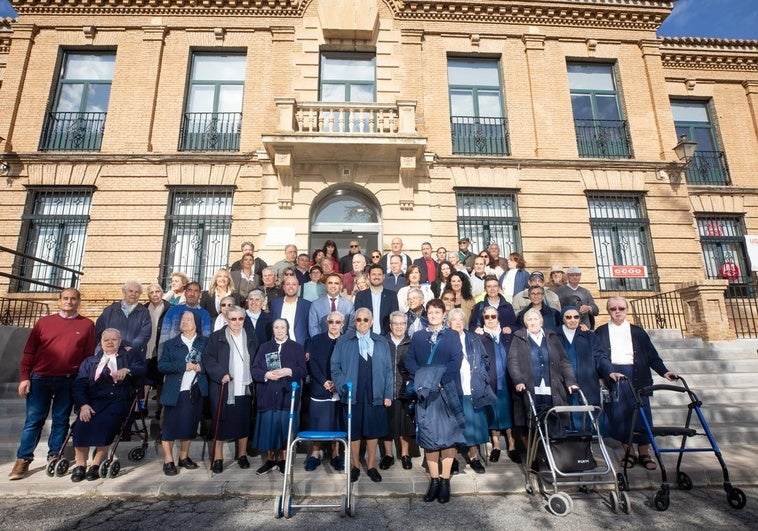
[330,455,345,472]
[423,478,440,502]
[256,460,276,475]
[469,458,486,474]
[70,466,86,483]
[489,448,501,463]
[367,467,382,483]
[508,449,522,464]
[378,455,394,470]
[451,458,459,475]
[85,465,100,481]
[438,478,451,503]
[277,460,286,474]
[163,462,178,476]
[237,456,250,469]
[350,466,360,483]
[212,459,223,474]
[401,455,413,470]
[178,457,198,470]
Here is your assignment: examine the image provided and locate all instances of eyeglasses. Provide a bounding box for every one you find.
[371,255,381,259]
[529,292,544,296]
[609,307,627,312]
[355,317,370,323]
[442,297,455,302]
[390,321,405,326]
[350,244,359,248]
[284,271,295,276]
[228,317,244,322]
[564,315,580,320]
[327,320,343,324]
[483,314,499,320]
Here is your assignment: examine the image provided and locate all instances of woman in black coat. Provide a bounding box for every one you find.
[203,305,258,474]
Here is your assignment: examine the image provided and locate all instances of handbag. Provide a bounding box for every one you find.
[189,375,201,404]
[549,434,597,472]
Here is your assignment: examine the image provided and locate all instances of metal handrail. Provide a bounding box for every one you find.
[0,245,83,291]
[0,297,50,328]
[628,290,687,331]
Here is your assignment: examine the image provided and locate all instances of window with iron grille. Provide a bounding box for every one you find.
[696,215,751,298]
[40,51,115,151]
[448,58,509,156]
[671,100,730,185]
[14,187,93,292]
[587,194,655,291]
[180,53,246,151]
[161,187,234,290]
[568,62,631,159]
[455,189,521,256]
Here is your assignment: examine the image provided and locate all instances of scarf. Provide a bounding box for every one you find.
[357,331,374,361]
[95,352,118,382]
[225,327,252,404]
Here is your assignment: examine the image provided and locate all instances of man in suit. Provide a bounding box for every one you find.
[354,263,399,336]
[269,275,311,347]
[379,237,412,274]
[412,241,437,283]
[243,289,273,347]
[309,273,355,337]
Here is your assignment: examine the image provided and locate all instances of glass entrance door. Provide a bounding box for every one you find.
[309,188,381,261]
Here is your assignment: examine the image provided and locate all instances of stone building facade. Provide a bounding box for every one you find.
[0,0,756,330]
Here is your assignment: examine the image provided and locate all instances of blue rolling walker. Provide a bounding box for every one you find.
[274,381,354,519]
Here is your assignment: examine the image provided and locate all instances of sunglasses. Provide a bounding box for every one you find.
[442,297,455,302]
[350,244,359,248]
[355,317,371,323]
[228,317,244,322]
[483,315,499,320]
[609,307,627,312]
[327,320,343,324]
[220,303,232,307]
[564,315,580,320]
[371,255,381,259]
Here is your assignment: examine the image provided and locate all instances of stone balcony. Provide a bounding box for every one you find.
[261,98,428,208]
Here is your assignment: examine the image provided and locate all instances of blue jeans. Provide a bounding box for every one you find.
[16,374,75,461]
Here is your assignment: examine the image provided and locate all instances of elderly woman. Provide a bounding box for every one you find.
[507,308,579,454]
[448,308,493,475]
[331,308,393,484]
[158,311,207,476]
[213,295,237,332]
[204,305,258,474]
[252,318,307,475]
[144,282,170,415]
[478,305,520,464]
[164,271,189,305]
[70,328,146,482]
[200,268,238,321]
[595,297,678,471]
[231,252,259,301]
[396,265,433,314]
[405,299,465,504]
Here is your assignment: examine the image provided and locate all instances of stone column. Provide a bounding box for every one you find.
[678,279,736,342]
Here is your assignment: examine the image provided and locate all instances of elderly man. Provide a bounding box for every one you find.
[383,255,406,292]
[95,280,152,358]
[331,308,393,483]
[354,264,399,336]
[340,240,366,274]
[294,253,311,287]
[511,271,561,314]
[230,241,267,285]
[260,266,284,305]
[9,288,96,480]
[158,281,211,358]
[269,275,311,346]
[547,264,566,292]
[412,242,437,283]
[488,243,509,271]
[309,273,355,337]
[457,237,476,272]
[380,237,412,274]
[557,267,599,330]
[343,253,367,297]
[273,244,298,283]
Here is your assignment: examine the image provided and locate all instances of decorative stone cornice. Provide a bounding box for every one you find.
[661,37,758,72]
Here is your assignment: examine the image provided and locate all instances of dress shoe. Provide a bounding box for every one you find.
[212,459,224,474]
[163,462,178,476]
[70,466,86,483]
[469,458,486,474]
[85,465,100,481]
[8,459,30,481]
[401,455,413,470]
[256,460,276,475]
[489,448,501,463]
[508,449,522,464]
[304,456,321,471]
[367,467,382,483]
[237,456,250,469]
[423,478,440,502]
[378,455,395,470]
[330,455,345,472]
[350,466,360,483]
[277,460,286,474]
[450,458,459,475]
[438,478,451,504]
[178,457,198,470]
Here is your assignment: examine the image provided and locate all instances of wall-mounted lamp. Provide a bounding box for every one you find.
[673,134,698,168]
[0,161,9,174]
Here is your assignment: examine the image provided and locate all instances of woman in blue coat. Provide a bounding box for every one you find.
[157,311,208,476]
[203,305,259,474]
[70,328,146,482]
[251,318,307,475]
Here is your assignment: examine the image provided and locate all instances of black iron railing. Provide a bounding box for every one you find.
[0,244,83,293]
[574,119,631,158]
[39,111,107,151]
[451,116,509,156]
[725,294,758,338]
[179,112,242,151]
[0,297,50,328]
[685,151,730,186]
[628,290,687,332]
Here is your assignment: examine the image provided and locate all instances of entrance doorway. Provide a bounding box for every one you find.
[309,187,381,262]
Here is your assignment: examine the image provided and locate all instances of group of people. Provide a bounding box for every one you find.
[8,237,678,507]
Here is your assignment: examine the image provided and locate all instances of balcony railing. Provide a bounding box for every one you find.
[451,116,509,156]
[574,119,631,158]
[295,103,398,134]
[39,111,107,151]
[179,112,242,152]
[685,151,730,185]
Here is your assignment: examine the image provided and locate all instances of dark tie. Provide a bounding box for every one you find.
[330,297,336,312]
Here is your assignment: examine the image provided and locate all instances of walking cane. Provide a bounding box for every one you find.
[209,379,228,478]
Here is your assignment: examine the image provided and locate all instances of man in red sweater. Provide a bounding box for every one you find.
[9,288,95,480]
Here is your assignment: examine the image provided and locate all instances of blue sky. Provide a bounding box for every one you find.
[658,0,758,40]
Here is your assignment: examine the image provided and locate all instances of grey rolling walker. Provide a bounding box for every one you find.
[274,381,354,518]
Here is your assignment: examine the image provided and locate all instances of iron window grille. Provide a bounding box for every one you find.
[696,215,752,298]
[455,189,521,256]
